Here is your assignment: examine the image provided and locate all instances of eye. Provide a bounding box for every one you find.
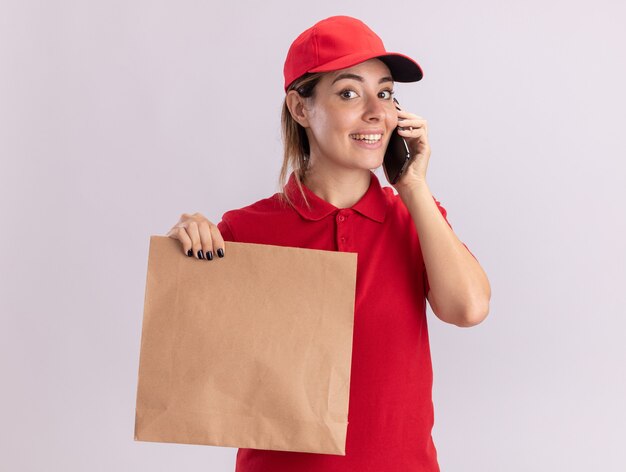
[339,89,358,100]
[379,89,394,100]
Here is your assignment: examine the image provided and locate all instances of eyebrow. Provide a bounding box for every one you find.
[331,73,394,85]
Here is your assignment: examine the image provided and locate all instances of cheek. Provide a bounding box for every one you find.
[309,107,333,132]
[387,109,399,129]
[315,110,350,142]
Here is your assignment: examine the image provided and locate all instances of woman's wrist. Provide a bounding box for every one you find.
[395,178,430,201]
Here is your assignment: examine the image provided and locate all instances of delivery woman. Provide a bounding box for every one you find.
[166,15,491,472]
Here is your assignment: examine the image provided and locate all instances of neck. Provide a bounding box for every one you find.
[303,161,372,209]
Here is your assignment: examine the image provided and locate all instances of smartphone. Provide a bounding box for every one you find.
[383,128,411,185]
[383,98,412,185]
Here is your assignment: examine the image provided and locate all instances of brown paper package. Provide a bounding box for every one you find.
[134,236,358,455]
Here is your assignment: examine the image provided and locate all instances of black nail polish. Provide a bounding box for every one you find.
[197,249,204,259]
[207,250,213,260]
[217,248,224,258]
[187,249,193,257]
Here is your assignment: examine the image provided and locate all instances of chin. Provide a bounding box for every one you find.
[362,154,385,170]
[330,151,385,172]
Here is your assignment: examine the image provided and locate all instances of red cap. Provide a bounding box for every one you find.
[283,16,423,92]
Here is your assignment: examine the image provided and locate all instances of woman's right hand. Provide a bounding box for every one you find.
[166,212,226,260]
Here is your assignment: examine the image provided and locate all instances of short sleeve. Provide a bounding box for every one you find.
[423,196,478,297]
[217,217,236,242]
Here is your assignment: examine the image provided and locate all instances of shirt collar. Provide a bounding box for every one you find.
[283,171,388,223]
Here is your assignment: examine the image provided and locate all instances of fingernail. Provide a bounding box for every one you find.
[217,248,224,258]
[187,249,193,257]
[207,250,213,260]
[197,249,204,259]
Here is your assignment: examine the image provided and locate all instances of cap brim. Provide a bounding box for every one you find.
[309,51,423,82]
[377,54,423,82]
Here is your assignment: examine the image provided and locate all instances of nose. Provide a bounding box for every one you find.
[362,93,386,122]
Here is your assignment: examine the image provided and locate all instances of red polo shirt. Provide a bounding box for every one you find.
[217,171,462,472]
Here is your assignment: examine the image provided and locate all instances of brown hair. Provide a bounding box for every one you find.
[277,72,325,209]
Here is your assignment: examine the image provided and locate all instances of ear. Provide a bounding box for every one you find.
[285,90,311,128]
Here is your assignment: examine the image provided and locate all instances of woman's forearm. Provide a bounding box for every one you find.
[397,182,491,327]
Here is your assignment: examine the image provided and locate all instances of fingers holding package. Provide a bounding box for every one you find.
[166,212,226,260]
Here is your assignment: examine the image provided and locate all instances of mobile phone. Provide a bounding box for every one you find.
[383,127,411,185]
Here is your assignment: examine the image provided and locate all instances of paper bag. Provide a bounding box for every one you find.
[134,236,357,455]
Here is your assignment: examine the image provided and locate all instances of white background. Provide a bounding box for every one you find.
[1,0,625,470]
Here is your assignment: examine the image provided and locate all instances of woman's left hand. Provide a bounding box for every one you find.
[392,103,431,192]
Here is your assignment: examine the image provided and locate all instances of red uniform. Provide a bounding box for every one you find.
[217,171,467,471]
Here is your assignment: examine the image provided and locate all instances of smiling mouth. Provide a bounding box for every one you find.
[349,133,382,144]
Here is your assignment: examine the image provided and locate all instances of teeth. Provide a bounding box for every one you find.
[350,133,382,142]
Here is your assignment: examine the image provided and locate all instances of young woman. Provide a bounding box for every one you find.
[167,15,490,472]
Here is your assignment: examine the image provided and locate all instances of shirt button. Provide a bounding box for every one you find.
[338,215,345,222]
[340,237,346,242]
